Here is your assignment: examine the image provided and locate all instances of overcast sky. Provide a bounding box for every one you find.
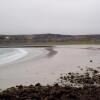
[0,0,100,35]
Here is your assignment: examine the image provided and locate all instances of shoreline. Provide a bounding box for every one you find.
[0,45,53,48]
[0,47,58,90]
[0,47,55,66]
[0,48,28,65]
[0,45,100,90]
[1,67,100,100]
[0,44,100,48]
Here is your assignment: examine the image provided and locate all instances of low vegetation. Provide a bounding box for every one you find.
[0,34,100,47]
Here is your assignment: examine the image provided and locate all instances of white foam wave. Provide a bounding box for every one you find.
[0,48,28,65]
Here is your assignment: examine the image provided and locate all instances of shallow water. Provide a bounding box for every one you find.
[0,48,14,55]
[0,45,100,89]
[0,48,28,65]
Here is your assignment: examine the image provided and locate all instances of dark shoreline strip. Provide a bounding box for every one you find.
[0,45,53,48]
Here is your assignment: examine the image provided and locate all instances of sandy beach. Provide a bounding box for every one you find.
[0,45,100,89]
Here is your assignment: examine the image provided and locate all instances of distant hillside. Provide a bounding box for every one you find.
[0,34,100,46]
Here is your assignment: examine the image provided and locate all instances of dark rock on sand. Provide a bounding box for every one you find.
[0,67,100,100]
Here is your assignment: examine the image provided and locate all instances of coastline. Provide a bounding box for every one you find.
[1,66,100,100]
[0,47,53,66]
[0,47,58,89]
[0,45,100,90]
[0,48,28,65]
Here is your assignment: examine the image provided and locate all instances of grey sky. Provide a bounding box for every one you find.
[0,0,100,35]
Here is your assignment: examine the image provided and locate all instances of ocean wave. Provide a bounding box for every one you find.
[0,48,28,65]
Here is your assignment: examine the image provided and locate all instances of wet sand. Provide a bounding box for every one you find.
[1,67,100,100]
[0,45,100,89]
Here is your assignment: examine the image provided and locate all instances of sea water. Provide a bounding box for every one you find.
[0,48,28,65]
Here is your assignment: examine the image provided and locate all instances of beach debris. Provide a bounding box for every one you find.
[0,67,100,100]
[90,60,93,62]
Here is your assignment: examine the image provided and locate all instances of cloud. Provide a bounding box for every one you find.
[0,0,100,34]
